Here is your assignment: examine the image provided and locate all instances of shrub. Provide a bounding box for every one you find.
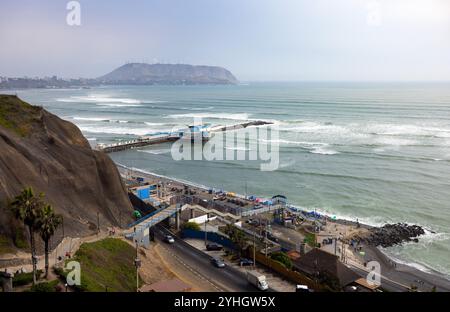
[183,221,201,231]
[270,251,292,269]
[30,280,59,292]
[13,270,43,287]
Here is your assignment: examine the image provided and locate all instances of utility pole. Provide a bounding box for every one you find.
[204,218,208,247]
[265,221,268,257]
[253,230,256,268]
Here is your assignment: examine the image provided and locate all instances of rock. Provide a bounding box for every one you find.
[351,223,425,248]
[0,95,133,252]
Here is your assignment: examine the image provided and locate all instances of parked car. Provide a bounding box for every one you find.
[164,235,175,244]
[206,243,223,251]
[247,270,269,291]
[296,284,313,292]
[239,258,254,266]
[211,257,226,268]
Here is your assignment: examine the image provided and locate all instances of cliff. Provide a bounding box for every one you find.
[0,95,133,253]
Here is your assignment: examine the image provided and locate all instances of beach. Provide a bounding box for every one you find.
[116,163,450,292]
[10,83,450,279]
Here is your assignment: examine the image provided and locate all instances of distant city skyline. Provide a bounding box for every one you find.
[1,0,450,81]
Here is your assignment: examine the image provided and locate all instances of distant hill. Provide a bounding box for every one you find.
[97,63,238,85]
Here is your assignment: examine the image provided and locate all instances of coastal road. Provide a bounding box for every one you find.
[154,225,267,292]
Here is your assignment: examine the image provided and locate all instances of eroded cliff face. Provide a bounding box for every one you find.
[0,95,133,250]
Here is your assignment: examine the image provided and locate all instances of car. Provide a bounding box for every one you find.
[296,284,313,292]
[239,258,254,266]
[164,235,175,244]
[206,243,223,251]
[211,257,226,268]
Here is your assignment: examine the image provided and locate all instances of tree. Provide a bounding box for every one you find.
[225,224,247,256]
[270,251,292,269]
[39,204,62,278]
[9,187,45,285]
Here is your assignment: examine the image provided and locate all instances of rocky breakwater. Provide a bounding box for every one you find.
[352,223,426,248]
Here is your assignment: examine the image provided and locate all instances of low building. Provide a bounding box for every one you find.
[292,248,360,290]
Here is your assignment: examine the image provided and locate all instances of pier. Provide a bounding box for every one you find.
[97,120,272,153]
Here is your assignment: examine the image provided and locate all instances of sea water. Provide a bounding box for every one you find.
[8,82,450,278]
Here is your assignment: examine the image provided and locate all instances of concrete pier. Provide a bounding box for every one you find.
[97,120,272,154]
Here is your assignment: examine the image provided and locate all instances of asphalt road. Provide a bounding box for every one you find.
[155,225,269,292]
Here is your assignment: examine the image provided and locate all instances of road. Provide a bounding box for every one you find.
[155,225,271,292]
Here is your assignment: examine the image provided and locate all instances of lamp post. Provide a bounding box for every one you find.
[253,230,256,268]
[204,217,208,247]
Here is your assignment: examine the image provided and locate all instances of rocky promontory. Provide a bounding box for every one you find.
[351,223,426,248]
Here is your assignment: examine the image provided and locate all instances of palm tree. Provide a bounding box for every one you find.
[9,187,45,285]
[39,204,62,278]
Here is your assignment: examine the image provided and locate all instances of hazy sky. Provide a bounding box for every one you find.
[1,0,449,81]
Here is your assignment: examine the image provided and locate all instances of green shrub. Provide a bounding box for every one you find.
[270,251,292,269]
[30,280,59,292]
[13,270,43,287]
[183,221,201,231]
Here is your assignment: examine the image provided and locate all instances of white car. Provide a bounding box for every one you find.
[164,235,175,244]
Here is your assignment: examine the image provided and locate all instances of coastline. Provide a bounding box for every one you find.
[115,162,450,291]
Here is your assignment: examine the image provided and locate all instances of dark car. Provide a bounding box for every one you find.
[206,243,223,251]
[239,258,254,266]
[211,257,226,268]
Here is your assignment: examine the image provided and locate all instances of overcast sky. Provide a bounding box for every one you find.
[1,0,449,81]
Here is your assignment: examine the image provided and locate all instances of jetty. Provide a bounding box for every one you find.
[97,120,272,153]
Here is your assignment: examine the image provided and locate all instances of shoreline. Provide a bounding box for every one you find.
[116,162,450,291]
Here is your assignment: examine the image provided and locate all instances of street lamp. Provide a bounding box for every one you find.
[204,218,209,247]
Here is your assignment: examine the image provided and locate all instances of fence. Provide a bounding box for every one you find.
[181,229,236,250]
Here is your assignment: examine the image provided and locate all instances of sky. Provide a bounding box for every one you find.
[0,0,450,81]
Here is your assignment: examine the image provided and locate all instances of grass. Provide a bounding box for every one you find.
[29,280,59,292]
[13,270,43,287]
[56,238,140,292]
[0,94,42,137]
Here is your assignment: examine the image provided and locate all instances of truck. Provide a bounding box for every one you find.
[247,270,269,291]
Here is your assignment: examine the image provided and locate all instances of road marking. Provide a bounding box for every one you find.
[158,244,224,291]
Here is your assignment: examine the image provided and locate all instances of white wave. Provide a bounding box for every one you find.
[260,139,339,155]
[310,147,339,155]
[165,112,250,121]
[73,117,110,122]
[279,121,450,144]
[56,95,142,104]
[144,122,169,126]
[224,146,251,151]
[373,137,419,146]
[72,117,143,124]
[181,106,215,111]
[137,149,171,155]
[78,125,152,136]
[97,103,143,107]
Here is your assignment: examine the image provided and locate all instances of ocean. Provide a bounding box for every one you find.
[8,82,450,278]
